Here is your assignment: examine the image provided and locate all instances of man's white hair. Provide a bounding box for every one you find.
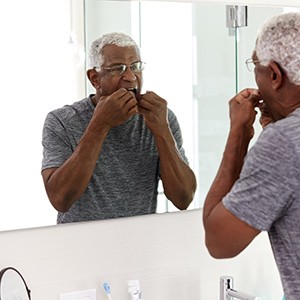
[255,12,300,85]
[88,32,140,69]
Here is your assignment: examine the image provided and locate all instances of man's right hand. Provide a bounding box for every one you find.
[93,88,138,129]
[257,101,273,128]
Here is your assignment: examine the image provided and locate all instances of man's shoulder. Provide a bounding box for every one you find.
[270,107,300,140]
[167,107,178,122]
[47,97,92,122]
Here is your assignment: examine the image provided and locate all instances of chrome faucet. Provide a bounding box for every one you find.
[220,276,261,300]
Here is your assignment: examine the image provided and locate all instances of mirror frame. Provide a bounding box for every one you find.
[0,267,31,300]
[143,0,300,7]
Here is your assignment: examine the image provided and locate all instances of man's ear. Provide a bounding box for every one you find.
[87,69,100,89]
[269,61,284,89]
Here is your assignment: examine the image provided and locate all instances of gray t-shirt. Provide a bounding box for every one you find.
[42,95,188,224]
[223,108,300,299]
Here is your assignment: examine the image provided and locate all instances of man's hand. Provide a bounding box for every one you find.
[93,88,138,129]
[138,91,168,134]
[257,101,273,128]
[229,88,261,140]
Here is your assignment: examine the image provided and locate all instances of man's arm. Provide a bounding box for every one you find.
[203,89,261,258]
[42,122,110,213]
[138,91,197,210]
[155,127,196,209]
[42,89,138,212]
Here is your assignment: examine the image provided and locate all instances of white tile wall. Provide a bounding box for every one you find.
[0,209,283,300]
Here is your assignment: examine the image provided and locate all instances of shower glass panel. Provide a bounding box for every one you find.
[191,4,236,207]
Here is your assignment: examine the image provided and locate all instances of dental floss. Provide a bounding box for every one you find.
[127,279,142,300]
[103,282,113,300]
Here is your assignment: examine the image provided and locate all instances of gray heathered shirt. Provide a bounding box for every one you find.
[223,108,300,299]
[42,95,188,224]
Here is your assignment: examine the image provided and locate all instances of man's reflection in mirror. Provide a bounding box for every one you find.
[41,32,196,224]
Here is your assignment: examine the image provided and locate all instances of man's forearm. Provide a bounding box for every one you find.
[43,124,110,212]
[203,125,251,223]
[155,130,196,210]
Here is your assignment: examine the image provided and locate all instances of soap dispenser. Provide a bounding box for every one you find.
[127,280,142,300]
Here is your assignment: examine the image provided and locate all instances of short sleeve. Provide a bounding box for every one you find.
[41,111,73,170]
[168,109,189,165]
[223,125,297,231]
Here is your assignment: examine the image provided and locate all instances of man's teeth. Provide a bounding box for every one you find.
[127,88,137,95]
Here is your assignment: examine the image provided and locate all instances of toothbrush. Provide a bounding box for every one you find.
[103,282,113,300]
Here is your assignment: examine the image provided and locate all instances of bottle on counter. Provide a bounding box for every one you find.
[127,279,142,300]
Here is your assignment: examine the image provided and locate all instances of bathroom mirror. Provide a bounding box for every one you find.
[0,267,31,300]
[0,0,300,231]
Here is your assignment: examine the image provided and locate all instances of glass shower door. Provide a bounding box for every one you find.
[191,4,236,207]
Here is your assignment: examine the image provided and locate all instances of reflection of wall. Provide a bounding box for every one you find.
[0,0,85,231]
[0,210,283,299]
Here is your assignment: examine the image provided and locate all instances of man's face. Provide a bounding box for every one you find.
[252,51,283,121]
[96,44,143,98]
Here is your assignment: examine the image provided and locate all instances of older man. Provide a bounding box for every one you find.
[203,12,300,299]
[42,32,196,223]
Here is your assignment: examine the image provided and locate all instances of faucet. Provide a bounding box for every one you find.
[220,276,261,300]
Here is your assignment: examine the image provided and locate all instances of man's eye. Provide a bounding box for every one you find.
[131,62,143,72]
[111,65,124,73]
[131,66,139,72]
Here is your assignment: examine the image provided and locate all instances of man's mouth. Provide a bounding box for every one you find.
[126,87,137,95]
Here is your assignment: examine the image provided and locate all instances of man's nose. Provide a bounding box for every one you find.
[122,66,137,81]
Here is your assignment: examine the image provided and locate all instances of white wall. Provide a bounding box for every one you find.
[0,0,85,231]
[0,209,283,300]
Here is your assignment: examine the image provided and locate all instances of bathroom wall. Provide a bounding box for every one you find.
[0,0,85,231]
[0,209,283,300]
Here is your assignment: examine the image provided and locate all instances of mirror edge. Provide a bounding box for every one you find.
[0,267,31,300]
